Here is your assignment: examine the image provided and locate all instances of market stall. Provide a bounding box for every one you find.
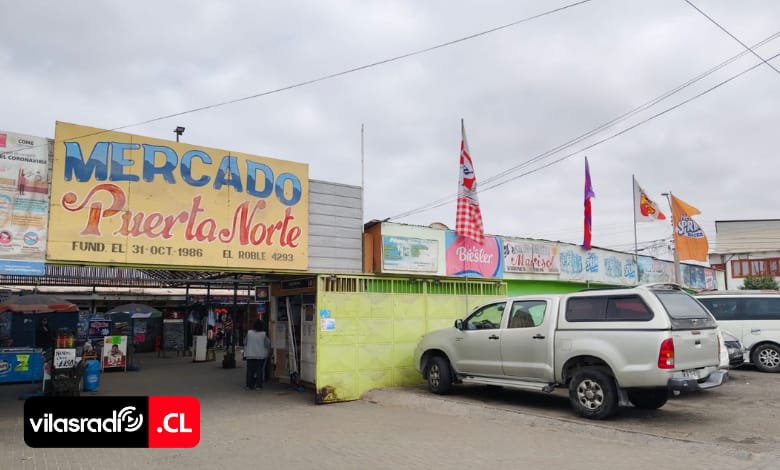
[50,331,84,396]
[106,303,162,354]
[0,293,79,385]
[0,347,44,383]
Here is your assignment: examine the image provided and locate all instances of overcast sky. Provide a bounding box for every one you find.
[2,0,779,261]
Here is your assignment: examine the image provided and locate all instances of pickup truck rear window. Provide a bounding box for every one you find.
[565,295,653,322]
[654,291,712,319]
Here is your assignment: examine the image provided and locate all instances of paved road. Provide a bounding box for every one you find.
[0,355,777,469]
[366,366,780,456]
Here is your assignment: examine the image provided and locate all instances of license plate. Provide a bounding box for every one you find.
[682,369,698,378]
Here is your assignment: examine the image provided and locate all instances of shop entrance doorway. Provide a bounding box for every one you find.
[274,294,316,384]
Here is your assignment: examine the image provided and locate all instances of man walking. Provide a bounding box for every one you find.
[244,319,271,390]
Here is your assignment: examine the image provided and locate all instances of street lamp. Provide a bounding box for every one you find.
[174,126,185,142]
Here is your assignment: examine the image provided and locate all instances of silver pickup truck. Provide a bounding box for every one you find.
[414,284,727,419]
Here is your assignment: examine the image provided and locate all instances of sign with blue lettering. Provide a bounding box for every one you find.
[559,247,637,286]
[48,122,309,270]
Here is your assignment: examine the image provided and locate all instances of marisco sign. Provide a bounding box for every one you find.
[47,122,309,270]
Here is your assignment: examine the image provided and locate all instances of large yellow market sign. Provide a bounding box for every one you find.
[47,122,308,270]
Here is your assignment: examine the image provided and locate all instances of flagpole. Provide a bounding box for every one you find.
[361,123,365,265]
[361,123,365,228]
[461,118,468,316]
[632,175,639,261]
[662,192,682,285]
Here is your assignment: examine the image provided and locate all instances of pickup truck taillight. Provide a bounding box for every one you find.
[658,338,675,369]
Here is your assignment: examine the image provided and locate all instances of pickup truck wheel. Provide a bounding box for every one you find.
[568,369,618,420]
[752,344,780,373]
[627,389,669,410]
[426,356,452,394]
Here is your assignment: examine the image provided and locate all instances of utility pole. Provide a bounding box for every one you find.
[662,192,681,285]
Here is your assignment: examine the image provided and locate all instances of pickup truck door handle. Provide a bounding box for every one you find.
[488,334,500,340]
[532,334,546,339]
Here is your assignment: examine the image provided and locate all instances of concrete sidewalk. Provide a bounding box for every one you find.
[0,352,312,413]
[1,354,777,470]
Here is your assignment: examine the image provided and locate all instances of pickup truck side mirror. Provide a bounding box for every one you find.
[454,319,464,330]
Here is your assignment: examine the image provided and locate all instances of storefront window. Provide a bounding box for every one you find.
[731,260,744,278]
[752,260,766,276]
[770,259,780,276]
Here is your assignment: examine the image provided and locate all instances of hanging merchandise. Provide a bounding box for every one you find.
[189,304,207,322]
[256,303,267,320]
[133,320,147,344]
[224,312,234,345]
[207,307,216,327]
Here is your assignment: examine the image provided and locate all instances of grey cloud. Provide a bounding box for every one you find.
[2,0,779,259]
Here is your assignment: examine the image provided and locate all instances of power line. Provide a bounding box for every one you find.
[0,0,596,157]
[606,238,672,251]
[479,31,780,187]
[388,30,780,221]
[683,0,780,77]
[512,215,779,250]
[396,51,780,219]
[526,216,719,244]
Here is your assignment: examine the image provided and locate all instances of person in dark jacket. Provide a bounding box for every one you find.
[35,316,54,357]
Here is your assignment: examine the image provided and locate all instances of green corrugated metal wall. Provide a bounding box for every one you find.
[315,276,505,403]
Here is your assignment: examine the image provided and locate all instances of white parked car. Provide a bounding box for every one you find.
[717,329,745,370]
[697,291,779,372]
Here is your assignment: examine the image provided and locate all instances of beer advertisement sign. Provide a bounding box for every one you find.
[48,122,309,270]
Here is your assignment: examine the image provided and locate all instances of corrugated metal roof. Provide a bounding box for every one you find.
[0,264,271,288]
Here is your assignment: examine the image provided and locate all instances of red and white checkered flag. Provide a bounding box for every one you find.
[456,120,484,244]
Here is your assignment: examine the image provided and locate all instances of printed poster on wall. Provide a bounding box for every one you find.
[102,335,127,370]
[48,122,309,271]
[703,268,717,290]
[503,239,559,274]
[0,130,50,275]
[88,319,111,339]
[681,264,717,291]
[445,232,503,278]
[637,256,675,284]
[382,235,438,273]
[558,247,637,286]
[608,255,716,290]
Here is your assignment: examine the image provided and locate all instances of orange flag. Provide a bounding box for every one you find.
[670,194,708,262]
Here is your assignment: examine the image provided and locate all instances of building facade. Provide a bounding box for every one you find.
[708,219,780,290]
